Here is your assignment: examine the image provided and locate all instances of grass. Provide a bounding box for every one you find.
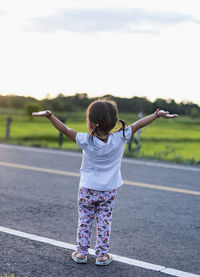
[0,109,200,164]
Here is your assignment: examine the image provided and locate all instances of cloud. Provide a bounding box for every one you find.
[0,10,8,16]
[26,8,200,34]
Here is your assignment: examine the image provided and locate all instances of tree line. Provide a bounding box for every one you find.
[0,93,199,117]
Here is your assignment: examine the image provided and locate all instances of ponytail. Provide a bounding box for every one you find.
[118,119,128,141]
[90,123,99,141]
[89,123,101,150]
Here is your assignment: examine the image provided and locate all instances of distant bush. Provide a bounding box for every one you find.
[25,102,41,118]
[190,107,199,118]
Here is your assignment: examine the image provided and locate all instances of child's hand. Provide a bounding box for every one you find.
[32,110,52,118]
[156,109,178,118]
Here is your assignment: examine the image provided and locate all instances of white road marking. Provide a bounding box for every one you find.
[0,143,82,157]
[0,143,199,172]
[0,161,200,196]
[161,268,200,277]
[0,226,199,277]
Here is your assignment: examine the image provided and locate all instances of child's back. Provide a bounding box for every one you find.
[76,125,132,191]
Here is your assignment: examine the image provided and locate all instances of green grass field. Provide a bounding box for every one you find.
[0,108,200,164]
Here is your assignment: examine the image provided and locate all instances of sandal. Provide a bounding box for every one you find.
[95,254,113,266]
[72,251,88,264]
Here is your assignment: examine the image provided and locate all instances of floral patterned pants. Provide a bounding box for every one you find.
[77,187,117,257]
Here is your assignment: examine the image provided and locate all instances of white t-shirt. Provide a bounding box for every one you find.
[75,126,132,191]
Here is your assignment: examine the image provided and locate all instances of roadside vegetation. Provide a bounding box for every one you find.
[0,94,200,164]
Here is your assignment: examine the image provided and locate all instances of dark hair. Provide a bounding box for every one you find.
[87,99,127,141]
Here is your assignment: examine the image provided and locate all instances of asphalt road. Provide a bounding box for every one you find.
[0,143,200,277]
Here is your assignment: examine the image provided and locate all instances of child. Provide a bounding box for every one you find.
[32,99,178,266]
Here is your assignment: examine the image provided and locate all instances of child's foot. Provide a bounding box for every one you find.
[95,254,113,266]
[72,251,88,264]
[76,252,87,259]
[96,255,109,262]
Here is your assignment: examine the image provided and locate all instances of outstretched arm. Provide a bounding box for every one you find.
[32,110,77,142]
[130,109,178,135]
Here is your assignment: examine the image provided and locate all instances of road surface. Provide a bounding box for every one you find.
[0,144,200,277]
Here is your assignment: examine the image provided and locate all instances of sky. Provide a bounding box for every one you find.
[0,0,200,105]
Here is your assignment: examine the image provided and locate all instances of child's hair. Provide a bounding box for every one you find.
[86,99,127,140]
